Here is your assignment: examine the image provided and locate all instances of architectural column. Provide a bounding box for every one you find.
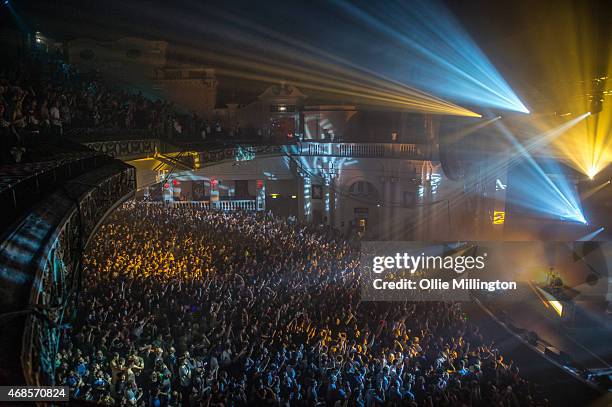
[298,176,312,223]
[323,181,331,225]
[256,179,266,211]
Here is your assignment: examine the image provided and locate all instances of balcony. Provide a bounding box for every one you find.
[0,141,136,388]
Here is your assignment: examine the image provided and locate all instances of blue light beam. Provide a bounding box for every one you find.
[332,0,529,113]
[496,118,588,224]
[577,227,604,241]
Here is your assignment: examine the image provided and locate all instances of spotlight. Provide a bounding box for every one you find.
[578,227,604,241]
[587,168,597,180]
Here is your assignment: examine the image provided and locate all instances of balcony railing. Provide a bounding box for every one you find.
[288,142,430,160]
[83,138,162,159]
[147,200,259,211]
[0,150,114,235]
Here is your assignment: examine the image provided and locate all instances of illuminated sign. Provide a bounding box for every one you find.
[493,211,505,224]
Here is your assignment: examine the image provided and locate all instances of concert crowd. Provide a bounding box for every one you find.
[54,202,548,406]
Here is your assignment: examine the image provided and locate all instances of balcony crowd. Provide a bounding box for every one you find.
[0,55,234,165]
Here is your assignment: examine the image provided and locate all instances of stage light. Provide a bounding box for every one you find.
[578,227,604,241]
[494,118,588,224]
[435,114,590,229]
[521,3,611,182]
[587,168,596,180]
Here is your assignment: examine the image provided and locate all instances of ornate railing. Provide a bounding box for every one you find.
[81,139,431,165]
[200,145,283,166]
[197,142,429,168]
[0,161,135,387]
[83,138,162,159]
[147,200,258,211]
[288,142,430,160]
[213,200,257,211]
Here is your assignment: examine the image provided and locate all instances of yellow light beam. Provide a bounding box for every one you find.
[580,179,611,199]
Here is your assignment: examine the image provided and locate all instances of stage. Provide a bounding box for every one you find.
[469,282,611,394]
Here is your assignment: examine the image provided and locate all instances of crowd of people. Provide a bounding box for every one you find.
[0,54,228,165]
[57,202,548,406]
